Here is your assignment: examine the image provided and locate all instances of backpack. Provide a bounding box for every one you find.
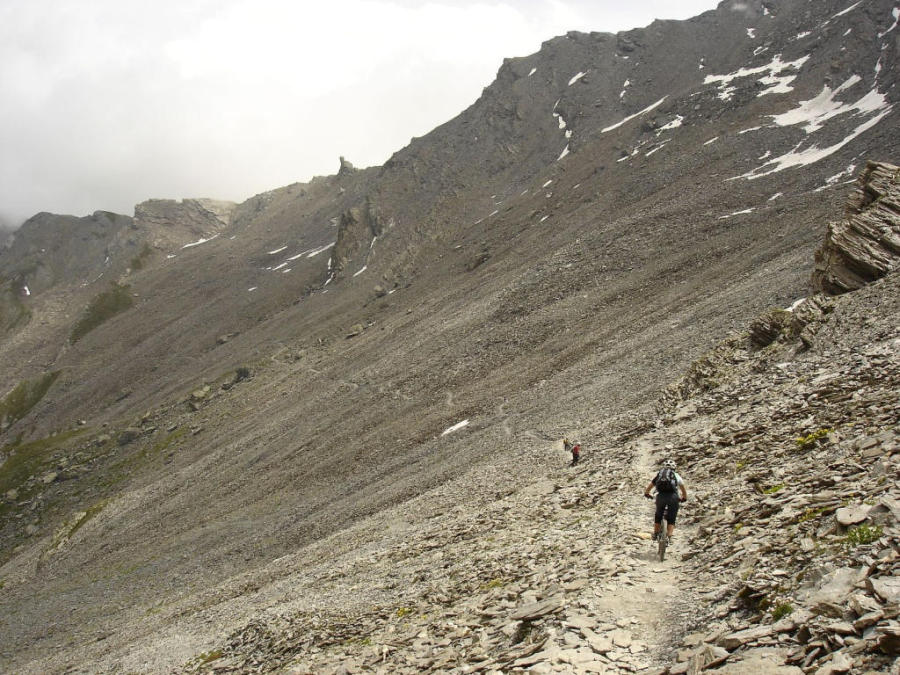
[656,468,677,493]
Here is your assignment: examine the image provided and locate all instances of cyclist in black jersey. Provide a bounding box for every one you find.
[644,459,688,542]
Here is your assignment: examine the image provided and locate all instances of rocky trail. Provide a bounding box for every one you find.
[180,269,899,674]
[179,433,706,675]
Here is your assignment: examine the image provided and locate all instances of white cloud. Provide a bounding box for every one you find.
[0,0,719,226]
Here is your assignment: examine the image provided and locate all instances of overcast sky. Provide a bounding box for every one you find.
[0,0,720,228]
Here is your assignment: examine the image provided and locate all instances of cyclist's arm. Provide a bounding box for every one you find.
[679,483,688,501]
[643,480,655,497]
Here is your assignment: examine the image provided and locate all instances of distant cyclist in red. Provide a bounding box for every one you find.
[570,442,581,466]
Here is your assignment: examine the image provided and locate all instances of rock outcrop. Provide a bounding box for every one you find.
[332,197,383,277]
[133,198,237,249]
[813,161,900,295]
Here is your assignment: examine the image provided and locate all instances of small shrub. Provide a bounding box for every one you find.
[481,577,505,590]
[70,283,134,343]
[795,428,833,450]
[845,524,883,548]
[762,484,785,495]
[129,243,154,270]
[772,603,793,621]
[396,607,412,619]
[797,506,828,524]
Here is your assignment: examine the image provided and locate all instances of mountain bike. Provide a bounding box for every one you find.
[657,527,669,562]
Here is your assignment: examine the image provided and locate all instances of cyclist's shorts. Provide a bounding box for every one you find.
[654,492,680,524]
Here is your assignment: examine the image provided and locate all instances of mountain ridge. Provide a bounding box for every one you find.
[1,0,899,671]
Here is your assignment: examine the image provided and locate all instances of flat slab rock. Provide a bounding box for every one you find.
[835,504,871,526]
[711,649,804,675]
[510,596,564,621]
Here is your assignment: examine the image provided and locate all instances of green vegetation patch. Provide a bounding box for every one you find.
[481,577,506,591]
[796,505,830,524]
[772,603,793,621]
[762,484,785,495]
[70,283,134,343]
[130,243,154,271]
[0,371,60,428]
[0,428,87,496]
[68,498,109,539]
[844,524,883,548]
[795,428,833,450]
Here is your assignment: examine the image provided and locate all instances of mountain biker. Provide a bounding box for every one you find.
[570,442,581,466]
[644,459,687,542]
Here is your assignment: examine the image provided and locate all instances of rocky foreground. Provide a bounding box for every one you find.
[172,171,900,674]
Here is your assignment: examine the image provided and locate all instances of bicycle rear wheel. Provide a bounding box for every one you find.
[658,531,667,562]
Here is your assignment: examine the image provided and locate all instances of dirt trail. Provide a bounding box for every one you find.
[568,438,701,669]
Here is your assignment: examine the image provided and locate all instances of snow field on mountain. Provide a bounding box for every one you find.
[704,54,810,101]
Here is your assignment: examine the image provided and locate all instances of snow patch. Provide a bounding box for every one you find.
[768,192,783,201]
[528,67,537,77]
[441,419,470,436]
[658,115,683,132]
[733,109,892,180]
[747,28,757,39]
[166,254,176,259]
[645,142,669,157]
[23,285,30,296]
[307,243,335,258]
[268,245,287,255]
[704,54,810,98]
[822,164,858,186]
[879,7,899,37]
[601,96,667,133]
[794,31,812,40]
[703,136,719,146]
[718,208,755,219]
[832,1,863,19]
[568,71,586,86]
[768,76,887,133]
[557,145,570,161]
[248,287,257,292]
[353,265,367,277]
[786,297,807,312]
[182,233,220,249]
[542,179,553,187]
[540,215,549,223]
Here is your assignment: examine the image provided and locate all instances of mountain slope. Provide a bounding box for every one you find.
[0,0,899,671]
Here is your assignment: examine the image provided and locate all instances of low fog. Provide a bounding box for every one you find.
[0,0,719,229]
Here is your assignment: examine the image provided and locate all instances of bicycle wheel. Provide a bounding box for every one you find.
[658,531,667,562]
